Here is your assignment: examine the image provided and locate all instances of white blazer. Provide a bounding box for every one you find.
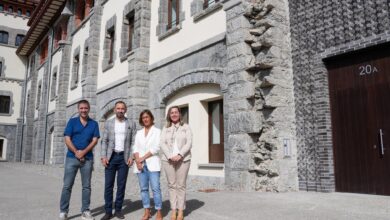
[133,126,161,173]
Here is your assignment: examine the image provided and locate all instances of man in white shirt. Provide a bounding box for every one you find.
[100,101,136,220]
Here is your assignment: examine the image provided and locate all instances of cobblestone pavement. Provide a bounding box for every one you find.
[0,162,389,220]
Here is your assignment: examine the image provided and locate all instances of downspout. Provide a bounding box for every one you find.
[19,57,29,162]
[42,27,54,164]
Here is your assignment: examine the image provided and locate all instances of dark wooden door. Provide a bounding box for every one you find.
[327,45,390,195]
[209,100,224,163]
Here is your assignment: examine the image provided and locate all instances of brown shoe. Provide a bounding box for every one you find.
[170,210,177,220]
[177,210,184,220]
[155,209,163,220]
[141,208,151,220]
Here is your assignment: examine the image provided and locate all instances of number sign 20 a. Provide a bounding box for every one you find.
[359,64,379,76]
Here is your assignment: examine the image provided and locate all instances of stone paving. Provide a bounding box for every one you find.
[0,162,389,220]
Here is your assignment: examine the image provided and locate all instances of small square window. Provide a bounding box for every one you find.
[0,95,11,114]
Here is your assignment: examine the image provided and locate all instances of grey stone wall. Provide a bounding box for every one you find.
[288,0,390,192]
[0,124,16,161]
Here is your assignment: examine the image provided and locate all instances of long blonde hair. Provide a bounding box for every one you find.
[165,106,184,128]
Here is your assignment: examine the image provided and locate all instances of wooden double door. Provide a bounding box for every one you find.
[327,45,390,195]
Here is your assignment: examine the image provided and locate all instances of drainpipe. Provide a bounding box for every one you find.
[42,27,54,164]
[19,57,29,162]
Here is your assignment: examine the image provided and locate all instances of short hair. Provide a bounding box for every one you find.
[139,109,155,126]
[165,105,184,127]
[77,99,90,108]
[114,100,127,108]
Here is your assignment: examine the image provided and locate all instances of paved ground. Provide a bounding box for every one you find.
[0,162,389,220]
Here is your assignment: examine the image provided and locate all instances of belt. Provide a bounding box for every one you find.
[113,151,124,155]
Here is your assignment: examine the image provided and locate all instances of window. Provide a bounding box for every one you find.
[17,8,22,16]
[75,0,86,26]
[0,139,3,159]
[0,96,11,114]
[40,38,49,64]
[0,31,9,44]
[15,34,24,46]
[108,30,115,64]
[168,0,179,29]
[50,66,58,100]
[36,83,41,109]
[0,4,3,11]
[203,0,219,9]
[26,10,30,17]
[8,6,13,13]
[127,15,134,52]
[71,54,80,89]
[208,100,224,163]
[180,106,188,124]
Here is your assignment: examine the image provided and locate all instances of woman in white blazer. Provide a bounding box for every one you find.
[133,110,162,220]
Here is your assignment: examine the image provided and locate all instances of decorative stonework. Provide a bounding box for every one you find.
[102,15,117,72]
[156,0,185,39]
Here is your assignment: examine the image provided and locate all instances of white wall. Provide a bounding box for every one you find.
[149,0,226,65]
[0,13,28,30]
[97,0,130,89]
[0,81,22,124]
[166,84,224,177]
[0,46,27,80]
[67,20,90,104]
[48,49,62,112]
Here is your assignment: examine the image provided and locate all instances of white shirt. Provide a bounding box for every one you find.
[133,126,161,173]
[114,119,126,152]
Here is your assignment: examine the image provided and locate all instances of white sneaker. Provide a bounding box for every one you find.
[81,210,95,220]
[59,212,68,220]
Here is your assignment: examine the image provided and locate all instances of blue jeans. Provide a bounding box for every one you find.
[104,152,129,214]
[60,157,93,213]
[137,164,162,210]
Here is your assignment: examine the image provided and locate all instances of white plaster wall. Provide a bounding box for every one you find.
[97,0,130,89]
[0,46,27,80]
[0,13,28,30]
[0,81,22,124]
[166,84,223,177]
[34,66,45,119]
[67,21,90,104]
[48,50,62,113]
[149,0,226,65]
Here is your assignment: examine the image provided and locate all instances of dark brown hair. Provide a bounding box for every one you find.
[114,100,127,108]
[165,106,184,128]
[77,99,90,109]
[139,109,155,126]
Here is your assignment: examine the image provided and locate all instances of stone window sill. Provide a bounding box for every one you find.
[71,12,94,36]
[158,25,181,41]
[102,62,114,72]
[120,50,135,62]
[0,112,12,116]
[193,3,223,22]
[198,163,224,169]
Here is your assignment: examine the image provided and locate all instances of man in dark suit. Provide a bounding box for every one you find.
[100,101,136,220]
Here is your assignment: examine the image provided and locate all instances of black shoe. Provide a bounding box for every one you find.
[100,213,113,220]
[115,212,125,219]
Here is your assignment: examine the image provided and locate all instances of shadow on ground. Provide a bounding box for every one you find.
[67,198,205,219]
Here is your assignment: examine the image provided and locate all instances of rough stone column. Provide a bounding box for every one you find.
[81,4,103,119]
[224,0,297,191]
[127,0,151,121]
[13,118,23,162]
[22,55,38,163]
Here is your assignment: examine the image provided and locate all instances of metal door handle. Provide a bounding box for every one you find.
[379,129,385,156]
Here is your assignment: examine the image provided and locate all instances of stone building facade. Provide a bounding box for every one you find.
[4,0,389,194]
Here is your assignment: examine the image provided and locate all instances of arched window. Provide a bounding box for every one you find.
[26,10,31,17]
[17,8,22,16]
[0,4,4,11]
[0,31,8,44]
[8,6,13,13]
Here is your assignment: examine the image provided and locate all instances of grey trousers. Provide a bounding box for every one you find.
[162,160,190,210]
